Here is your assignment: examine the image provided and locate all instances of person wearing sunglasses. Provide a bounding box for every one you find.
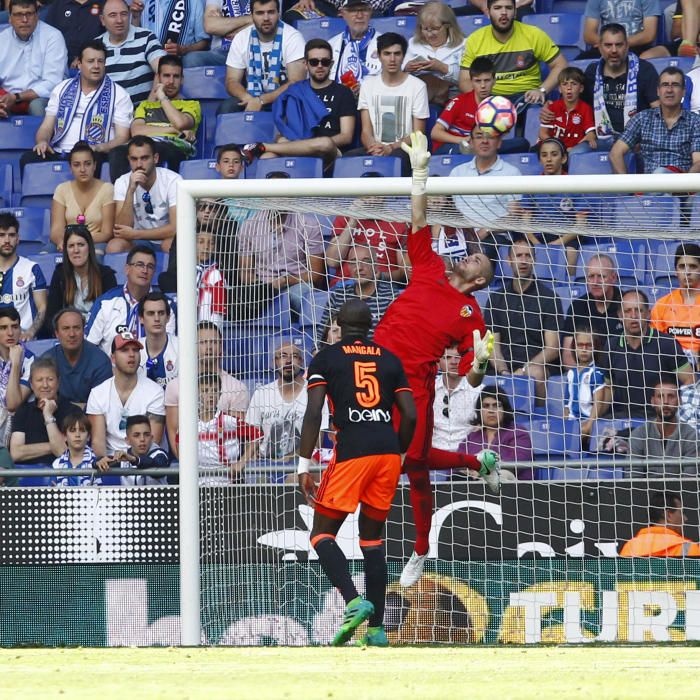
[137,291,178,389]
[112,135,181,253]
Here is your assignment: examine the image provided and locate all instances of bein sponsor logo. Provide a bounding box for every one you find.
[347,407,391,422]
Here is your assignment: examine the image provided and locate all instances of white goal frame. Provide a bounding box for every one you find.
[176,171,700,646]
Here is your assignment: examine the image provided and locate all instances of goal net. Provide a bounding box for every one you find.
[177,171,700,646]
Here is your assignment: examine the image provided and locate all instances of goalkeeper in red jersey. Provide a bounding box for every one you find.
[373,131,500,588]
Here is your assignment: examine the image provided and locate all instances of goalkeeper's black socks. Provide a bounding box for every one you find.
[313,536,359,603]
[361,542,387,628]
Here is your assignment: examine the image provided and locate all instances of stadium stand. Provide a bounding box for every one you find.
[214,112,276,151]
[0,116,43,193]
[332,156,402,178]
[295,17,345,42]
[523,13,585,51]
[428,153,474,177]
[370,15,417,38]
[179,159,221,180]
[252,157,324,179]
[20,162,72,209]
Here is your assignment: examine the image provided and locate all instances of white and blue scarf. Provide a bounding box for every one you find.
[337,27,376,84]
[54,446,100,487]
[154,0,191,45]
[221,0,250,51]
[247,21,284,96]
[594,52,639,137]
[51,75,116,149]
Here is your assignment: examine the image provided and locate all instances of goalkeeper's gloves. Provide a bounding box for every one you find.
[400,131,431,195]
[473,328,494,374]
[477,449,501,494]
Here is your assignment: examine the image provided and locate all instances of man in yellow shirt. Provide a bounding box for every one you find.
[620,491,700,557]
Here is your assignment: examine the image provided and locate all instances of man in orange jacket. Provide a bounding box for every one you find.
[620,491,700,557]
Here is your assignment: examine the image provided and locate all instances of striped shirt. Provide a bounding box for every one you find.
[565,363,607,419]
[680,381,700,433]
[0,256,48,332]
[139,333,179,389]
[98,26,167,106]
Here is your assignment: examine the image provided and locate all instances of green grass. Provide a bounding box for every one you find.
[3,647,700,700]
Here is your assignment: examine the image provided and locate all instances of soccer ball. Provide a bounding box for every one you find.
[475,96,517,136]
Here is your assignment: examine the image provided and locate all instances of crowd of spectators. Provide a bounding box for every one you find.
[0,0,699,486]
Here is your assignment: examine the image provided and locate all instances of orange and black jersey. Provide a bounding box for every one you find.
[307,336,412,462]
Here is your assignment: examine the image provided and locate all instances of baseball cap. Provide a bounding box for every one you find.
[112,330,144,352]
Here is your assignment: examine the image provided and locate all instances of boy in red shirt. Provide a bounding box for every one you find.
[539,66,597,152]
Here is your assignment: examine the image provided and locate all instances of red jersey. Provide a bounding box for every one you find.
[540,98,595,149]
[432,91,479,151]
[374,226,486,380]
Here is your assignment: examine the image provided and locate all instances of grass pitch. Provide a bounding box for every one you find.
[3,646,699,700]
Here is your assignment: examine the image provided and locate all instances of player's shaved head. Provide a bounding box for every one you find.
[337,299,372,336]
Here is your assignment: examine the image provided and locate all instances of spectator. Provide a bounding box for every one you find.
[564,325,611,448]
[10,357,74,466]
[218,0,306,115]
[353,32,429,176]
[328,0,380,90]
[432,344,482,453]
[580,23,659,145]
[458,0,566,107]
[20,39,133,174]
[317,311,341,349]
[98,0,166,107]
[403,2,465,106]
[680,365,700,432]
[581,0,659,59]
[42,308,112,407]
[44,0,104,68]
[86,244,176,353]
[645,0,700,61]
[538,67,597,153]
[138,291,178,388]
[51,411,101,487]
[164,321,250,458]
[620,491,700,557]
[601,289,693,419]
[610,67,700,174]
[627,378,698,476]
[561,253,623,369]
[0,0,67,118]
[486,237,563,401]
[49,143,115,253]
[457,0,534,20]
[86,330,165,458]
[130,0,210,66]
[317,245,397,343]
[112,135,181,252]
[286,0,394,24]
[196,227,227,327]
[0,212,48,340]
[195,0,253,69]
[651,242,700,364]
[45,226,118,334]
[459,386,533,478]
[241,39,356,169]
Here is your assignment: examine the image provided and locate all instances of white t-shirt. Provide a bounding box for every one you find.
[86,374,166,454]
[432,376,481,452]
[113,167,181,231]
[225,22,305,83]
[358,73,430,145]
[164,370,250,415]
[46,78,134,154]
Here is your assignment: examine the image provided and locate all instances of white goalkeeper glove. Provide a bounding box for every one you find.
[477,449,501,494]
[401,131,431,195]
[473,329,494,374]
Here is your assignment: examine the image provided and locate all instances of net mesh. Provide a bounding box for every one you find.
[191,180,700,646]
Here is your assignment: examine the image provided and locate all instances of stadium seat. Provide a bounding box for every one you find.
[522,13,584,50]
[551,0,586,13]
[20,161,72,208]
[0,207,50,249]
[0,115,43,192]
[647,56,694,76]
[545,374,567,419]
[179,159,220,180]
[295,17,344,42]
[574,239,650,287]
[568,150,637,175]
[528,417,581,457]
[566,58,596,73]
[523,105,542,147]
[181,66,228,100]
[26,253,61,286]
[647,237,683,287]
[554,282,586,316]
[482,374,535,414]
[370,16,416,38]
[332,156,402,178]
[252,156,324,179]
[472,288,489,312]
[103,252,129,285]
[612,196,680,244]
[589,417,645,453]
[0,162,11,207]
[499,152,541,176]
[214,112,275,149]
[297,289,331,329]
[256,291,293,329]
[456,15,490,37]
[428,153,474,177]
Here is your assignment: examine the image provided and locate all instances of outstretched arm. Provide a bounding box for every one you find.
[401,131,431,233]
[297,384,326,505]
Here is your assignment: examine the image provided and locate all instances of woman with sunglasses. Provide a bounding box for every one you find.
[50,141,115,254]
[403,2,465,105]
[44,225,118,335]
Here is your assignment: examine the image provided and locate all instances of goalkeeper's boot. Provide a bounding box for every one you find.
[355,626,389,647]
[331,596,374,647]
[477,449,501,494]
[399,550,428,588]
[241,142,266,164]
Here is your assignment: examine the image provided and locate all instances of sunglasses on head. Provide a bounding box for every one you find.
[442,393,449,418]
[307,58,332,67]
[142,191,154,215]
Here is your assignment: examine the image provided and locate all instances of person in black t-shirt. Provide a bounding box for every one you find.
[297,299,416,647]
[241,38,357,169]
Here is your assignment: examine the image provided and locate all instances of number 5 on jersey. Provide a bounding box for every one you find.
[354,361,380,408]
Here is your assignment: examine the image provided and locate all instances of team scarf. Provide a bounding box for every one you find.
[154,0,191,45]
[221,0,250,50]
[54,446,100,487]
[247,21,284,97]
[336,26,376,84]
[51,75,116,149]
[593,52,639,137]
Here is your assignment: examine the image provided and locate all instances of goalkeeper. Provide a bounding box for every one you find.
[373,131,499,588]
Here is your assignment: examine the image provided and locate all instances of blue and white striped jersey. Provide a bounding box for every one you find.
[139,333,179,388]
[0,257,48,332]
[565,363,607,419]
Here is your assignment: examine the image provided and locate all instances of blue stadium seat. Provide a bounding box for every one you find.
[295,17,345,42]
[483,374,535,414]
[21,161,72,208]
[333,156,402,178]
[551,0,587,13]
[612,196,680,243]
[370,16,416,38]
[589,417,645,453]
[647,56,694,76]
[26,254,61,286]
[528,417,581,457]
[567,58,596,73]
[498,243,569,282]
[647,237,683,287]
[16,463,53,487]
[523,13,584,50]
[472,288,489,312]
[214,112,276,149]
[181,66,228,100]
[574,239,650,286]
[568,150,637,175]
[428,153,474,177]
[256,291,293,328]
[103,252,128,285]
[252,156,324,179]
[554,282,586,315]
[298,289,331,330]
[0,115,43,192]
[545,374,567,418]
[499,152,541,176]
[179,159,220,179]
[523,105,542,147]
[0,207,50,248]
[0,162,12,207]
[456,15,490,36]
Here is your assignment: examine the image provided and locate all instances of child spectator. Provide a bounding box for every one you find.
[52,412,101,487]
[539,67,597,152]
[197,227,227,327]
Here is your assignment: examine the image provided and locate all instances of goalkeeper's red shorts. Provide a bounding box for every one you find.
[315,453,401,517]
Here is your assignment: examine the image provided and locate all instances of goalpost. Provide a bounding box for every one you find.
[177,171,700,647]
